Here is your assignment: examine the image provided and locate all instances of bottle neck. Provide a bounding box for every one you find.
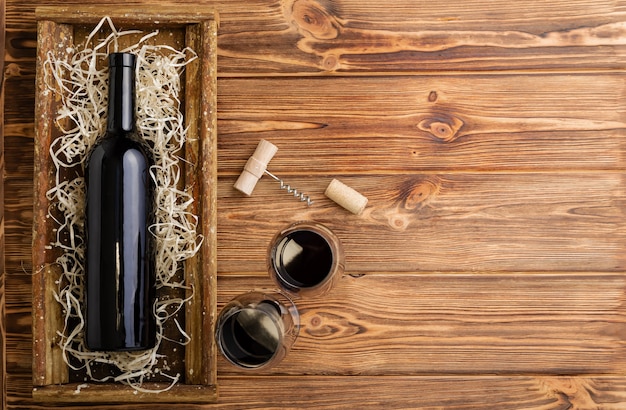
[107,53,136,134]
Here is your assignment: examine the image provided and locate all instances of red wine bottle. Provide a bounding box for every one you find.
[85,52,156,351]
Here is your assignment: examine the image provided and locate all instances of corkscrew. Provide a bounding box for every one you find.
[234,139,314,206]
[234,139,369,214]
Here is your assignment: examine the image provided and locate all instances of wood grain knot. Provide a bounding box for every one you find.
[385,177,444,230]
[291,0,340,40]
[304,312,365,339]
[4,63,24,79]
[539,378,596,409]
[389,215,411,231]
[418,115,464,142]
[323,54,339,70]
[401,177,443,210]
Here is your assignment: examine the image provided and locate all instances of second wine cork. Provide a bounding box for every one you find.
[325,179,368,215]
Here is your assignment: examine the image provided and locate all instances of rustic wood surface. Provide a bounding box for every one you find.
[4,0,626,408]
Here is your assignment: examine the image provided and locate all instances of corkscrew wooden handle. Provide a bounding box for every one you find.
[233,139,278,196]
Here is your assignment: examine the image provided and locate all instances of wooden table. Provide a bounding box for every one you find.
[4,0,626,408]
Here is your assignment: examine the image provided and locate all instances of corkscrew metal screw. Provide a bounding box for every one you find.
[264,170,314,206]
[233,139,314,206]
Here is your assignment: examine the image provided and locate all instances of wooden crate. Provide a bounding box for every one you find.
[31,6,218,403]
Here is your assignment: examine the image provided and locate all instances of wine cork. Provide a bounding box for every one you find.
[234,139,278,196]
[325,179,368,215]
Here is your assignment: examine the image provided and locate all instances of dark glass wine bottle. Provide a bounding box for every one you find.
[84,52,156,351]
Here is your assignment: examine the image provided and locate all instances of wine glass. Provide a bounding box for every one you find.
[215,290,299,370]
[268,221,344,298]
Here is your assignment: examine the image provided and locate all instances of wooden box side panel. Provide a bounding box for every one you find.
[32,18,73,387]
[35,5,220,26]
[32,383,217,404]
[183,20,219,388]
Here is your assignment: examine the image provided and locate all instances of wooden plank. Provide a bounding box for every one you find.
[158,0,626,74]
[6,373,626,409]
[1,77,33,127]
[3,177,33,278]
[4,310,32,377]
[217,172,626,273]
[183,375,626,409]
[219,0,626,74]
[1,1,6,407]
[216,275,626,376]
[6,1,626,75]
[217,75,626,174]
